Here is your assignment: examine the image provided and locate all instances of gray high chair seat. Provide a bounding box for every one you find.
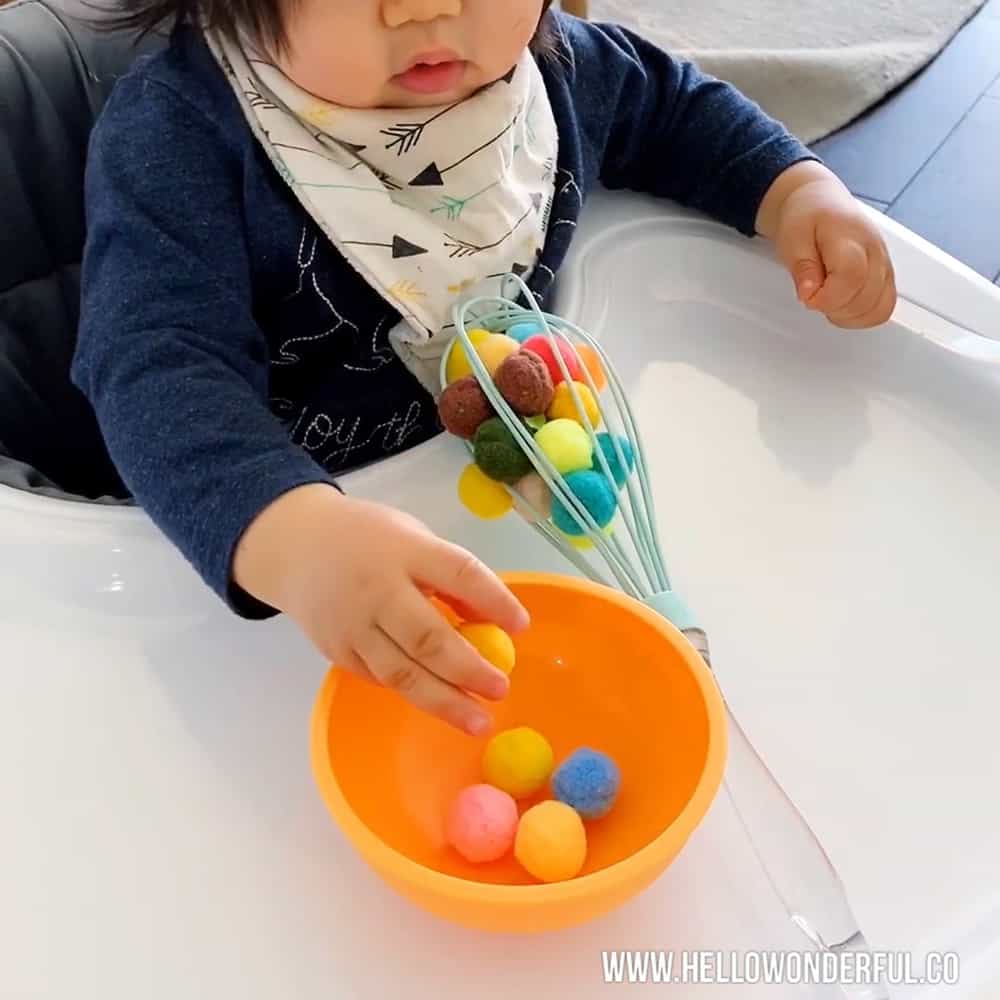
[0,0,163,500]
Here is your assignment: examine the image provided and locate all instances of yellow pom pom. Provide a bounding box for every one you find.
[482,727,554,799]
[547,382,601,428]
[445,328,490,384]
[458,463,513,520]
[515,800,587,882]
[534,419,593,475]
[446,331,517,384]
[458,623,516,676]
[563,524,615,550]
[477,334,519,377]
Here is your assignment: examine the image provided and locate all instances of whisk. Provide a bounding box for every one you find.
[442,273,889,1000]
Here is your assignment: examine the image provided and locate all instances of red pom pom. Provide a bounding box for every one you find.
[519,335,584,387]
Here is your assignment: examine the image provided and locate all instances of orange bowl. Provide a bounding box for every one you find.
[309,573,727,933]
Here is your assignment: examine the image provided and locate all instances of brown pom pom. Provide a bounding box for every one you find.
[438,376,494,439]
[495,349,555,417]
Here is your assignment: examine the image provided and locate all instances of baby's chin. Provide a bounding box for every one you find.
[378,85,479,109]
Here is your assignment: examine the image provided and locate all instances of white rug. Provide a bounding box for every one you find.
[587,0,989,142]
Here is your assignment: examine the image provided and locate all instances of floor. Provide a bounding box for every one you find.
[814,0,1000,286]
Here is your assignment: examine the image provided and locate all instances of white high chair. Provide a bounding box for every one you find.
[3,1,1000,997]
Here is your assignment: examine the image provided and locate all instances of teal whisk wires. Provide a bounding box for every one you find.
[440,274,700,636]
[441,273,888,1000]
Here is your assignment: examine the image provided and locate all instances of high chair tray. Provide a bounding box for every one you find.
[2,189,998,998]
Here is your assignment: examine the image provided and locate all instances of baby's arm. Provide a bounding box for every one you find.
[73,75,332,617]
[73,76,523,731]
[561,18,816,236]
[559,18,895,327]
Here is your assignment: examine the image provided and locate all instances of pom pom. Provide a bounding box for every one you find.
[482,727,555,799]
[514,800,587,882]
[477,333,519,376]
[437,377,493,439]
[574,343,607,392]
[457,463,513,519]
[445,328,490,384]
[473,418,532,484]
[520,335,585,387]
[508,322,544,344]
[495,349,555,416]
[534,418,593,475]
[446,784,519,863]
[514,472,552,521]
[458,623,516,676]
[552,748,621,820]
[561,525,614,550]
[594,433,636,487]
[547,381,601,429]
[551,470,617,536]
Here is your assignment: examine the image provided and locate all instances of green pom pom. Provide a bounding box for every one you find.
[474,418,533,484]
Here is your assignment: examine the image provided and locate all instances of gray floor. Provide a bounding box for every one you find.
[814,0,1000,286]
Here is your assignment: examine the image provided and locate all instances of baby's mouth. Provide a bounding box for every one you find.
[394,50,468,95]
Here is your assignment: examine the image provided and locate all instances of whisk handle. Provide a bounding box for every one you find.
[643,590,701,635]
[675,625,890,999]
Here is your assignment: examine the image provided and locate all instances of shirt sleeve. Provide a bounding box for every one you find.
[559,17,820,236]
[72,73,335,619]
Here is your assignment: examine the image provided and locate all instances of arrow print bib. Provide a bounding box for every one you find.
[207,31,559,388]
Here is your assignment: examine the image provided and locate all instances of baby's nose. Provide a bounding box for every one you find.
[382,0,463,28]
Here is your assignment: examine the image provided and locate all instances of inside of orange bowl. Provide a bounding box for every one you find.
[321,576,714,885]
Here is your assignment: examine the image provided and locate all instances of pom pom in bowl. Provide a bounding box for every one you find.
[310,573,727,933]
[552,748,621,819]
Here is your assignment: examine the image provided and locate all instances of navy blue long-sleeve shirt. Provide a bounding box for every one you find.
[72,14,815,616]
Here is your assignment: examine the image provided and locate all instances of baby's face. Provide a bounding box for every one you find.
[276,0,546,109]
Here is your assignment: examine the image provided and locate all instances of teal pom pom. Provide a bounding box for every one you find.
[552,748,621,819]
[551,470,617,536]
[595,433,635,487]
[473,418,533,484]
[508,322,545,344]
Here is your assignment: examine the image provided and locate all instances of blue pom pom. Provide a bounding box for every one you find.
[551,470,617,536]
[508,322,545,344]
[552,748,621,819]
[595,433,635,487]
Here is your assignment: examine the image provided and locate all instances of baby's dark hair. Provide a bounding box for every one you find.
[95,0,556,56]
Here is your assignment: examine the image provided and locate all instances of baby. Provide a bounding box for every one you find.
[75,0,896,735]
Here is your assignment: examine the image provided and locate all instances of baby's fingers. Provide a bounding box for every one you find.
[417,540,529,634]
[830,272,897,330]
[357,627,492,736]
[380,589,510,701]
[809,238,869,315]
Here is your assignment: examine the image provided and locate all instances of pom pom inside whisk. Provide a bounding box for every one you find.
[551,470,618,536]
[473,417,533,484]
[438,377,493,439]
[595,433,635,488]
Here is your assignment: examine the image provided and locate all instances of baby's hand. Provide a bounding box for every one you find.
[757,162,897,329]
[233,484,528,735]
